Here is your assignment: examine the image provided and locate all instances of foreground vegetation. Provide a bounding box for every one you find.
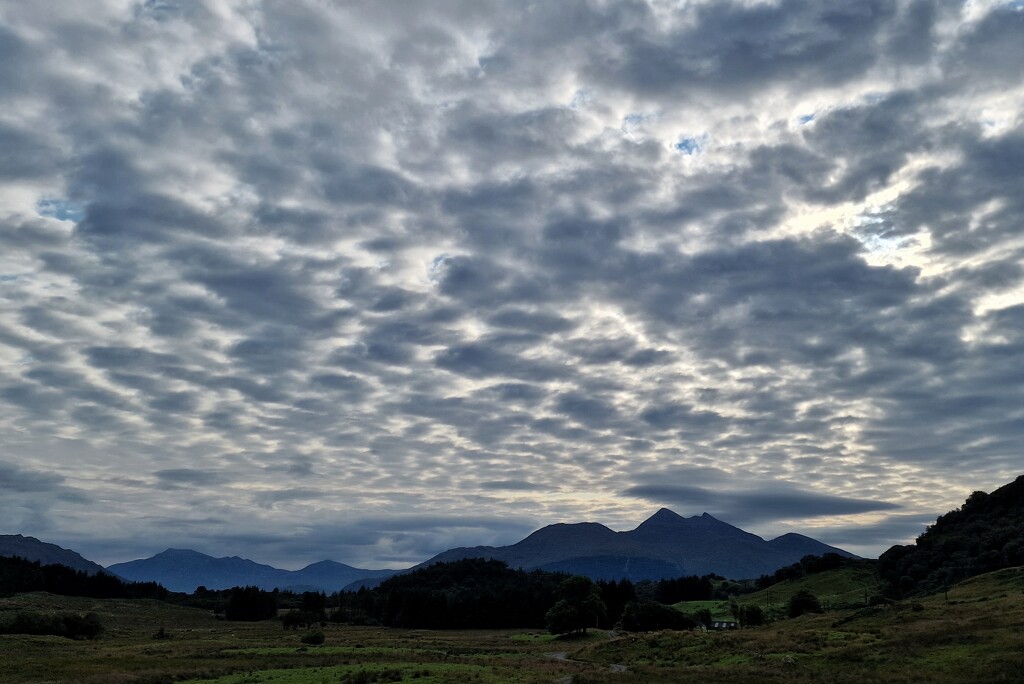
[2,566,1023,683]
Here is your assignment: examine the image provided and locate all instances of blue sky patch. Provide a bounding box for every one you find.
[674,136,702,155]
[37,198,85,223]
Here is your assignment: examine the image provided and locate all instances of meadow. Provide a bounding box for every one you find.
[2,567,1023,683]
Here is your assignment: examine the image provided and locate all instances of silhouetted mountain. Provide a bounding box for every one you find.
[410,509,856,581]
[288,560,396,592]
[767,532,850,558]
[107,549,396,593]
[879,474,1024,597]
[13,508,859,592]
[537,555,683,581]
[0,535,109,576]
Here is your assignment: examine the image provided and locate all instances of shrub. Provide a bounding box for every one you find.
[300,630,325,645]
[787,590,823,618]
[0,611,104,639]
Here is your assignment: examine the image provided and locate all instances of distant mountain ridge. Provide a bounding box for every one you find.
[107,549,397,594]
[0,535,110,576]
[6,508,857,593]
[400,509,855,585]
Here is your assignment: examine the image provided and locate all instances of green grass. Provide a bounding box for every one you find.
[575,568,1024,682]
[670,599,733,621]
[735,565,883,618]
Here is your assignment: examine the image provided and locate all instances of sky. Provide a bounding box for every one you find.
[1,0,1023,570]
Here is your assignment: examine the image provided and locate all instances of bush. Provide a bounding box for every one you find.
[0,611,104,639]
[738,604,765,627]
[300,630,325,645]
[787,590,823,618]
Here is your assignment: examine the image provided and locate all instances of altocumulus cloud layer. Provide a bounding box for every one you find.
[1,0,1022,567]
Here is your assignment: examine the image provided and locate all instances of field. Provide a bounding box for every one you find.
[3,568,1024,683]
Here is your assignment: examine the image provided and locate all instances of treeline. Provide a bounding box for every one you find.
[650,574,715,603]
[755,553,873,589]
[0,556,167,600]
[879,476,1024,597]
[327,560,731,632]
[0,611,104,640]
[335,559,566,629]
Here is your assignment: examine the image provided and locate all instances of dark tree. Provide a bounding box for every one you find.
[737,604,765,627]
[787,589,823,618]
[619,601,696,632]
[545,576,605,635]
[596,578,636,629]
[225,586,278,621]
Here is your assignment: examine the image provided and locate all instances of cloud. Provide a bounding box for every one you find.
[154,469,233,488]
[0,460,65,493]
[0,0,1021,568]
[622,483,901,525]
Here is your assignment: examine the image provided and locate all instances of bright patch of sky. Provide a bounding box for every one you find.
[673,136,702,155]
[36,198,85,223]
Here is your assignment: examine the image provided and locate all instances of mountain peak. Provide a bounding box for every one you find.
[155,548,212,559]
[637,507,716,530]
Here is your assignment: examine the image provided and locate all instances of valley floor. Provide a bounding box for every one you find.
[2,568,1023,683]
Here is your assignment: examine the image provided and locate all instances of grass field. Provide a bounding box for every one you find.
[2,568,1023,683]
[734,565,884,618]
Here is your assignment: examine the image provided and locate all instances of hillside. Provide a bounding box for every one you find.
[738,564,882,617]
[878,474,1024,597]
[580,566,1024,682]
[0,535,108,576]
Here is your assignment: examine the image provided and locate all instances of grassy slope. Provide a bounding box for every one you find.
[672,565,883,622]
[581,566,1024,682]
[737,565,883,616]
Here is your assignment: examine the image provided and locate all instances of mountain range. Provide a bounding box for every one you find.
[406,509,853,586]
[106,550,398,594]
[2,509,854,593]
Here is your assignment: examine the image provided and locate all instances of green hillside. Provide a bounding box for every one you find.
[672,565,883,623]
[738,565,882,617]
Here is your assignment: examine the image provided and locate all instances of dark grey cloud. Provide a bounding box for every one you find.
[0,460,64,493]
[623,483,901,525]
[0,124,60,179]
[585,0,900,99]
